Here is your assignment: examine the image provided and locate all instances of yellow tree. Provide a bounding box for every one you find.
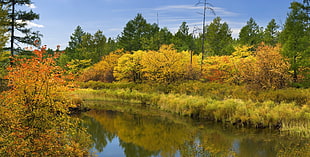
[0,49,91,156]
[239,44,291,89]
[141,45,199,84]
[114,50,145,82]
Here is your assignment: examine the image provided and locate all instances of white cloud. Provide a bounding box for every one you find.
[154,5,238,17]
[26,21,44,28]
[16,20,44,28]
[26,4,36,9]
[155,5,201,11]
[213,7,239,17]
[231,28,241,39]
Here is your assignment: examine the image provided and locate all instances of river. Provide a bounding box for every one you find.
[80,101,310,157]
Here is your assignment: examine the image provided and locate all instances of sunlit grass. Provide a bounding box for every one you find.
[74,87,310,134]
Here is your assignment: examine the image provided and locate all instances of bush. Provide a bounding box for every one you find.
[0,50,91,156]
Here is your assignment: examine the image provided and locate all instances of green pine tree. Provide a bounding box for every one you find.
[204,17,234,56]
[172,22,194,51]
[1,0,41,55]
[118,13,154,51]
[238,17,263,46]
[280,2,310,83]
[263,19,280,46]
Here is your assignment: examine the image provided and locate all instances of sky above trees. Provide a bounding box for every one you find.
[27,0,297,49]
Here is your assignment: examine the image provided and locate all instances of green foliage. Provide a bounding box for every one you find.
[0,4,8,50]
[172,22,195,51]
[2,0,41,53]
[0,49,91,156]
[263,19,280,46]
[67,59,92,75]
[64,26,117,68]
[118,13,158,51]
[238,18,263,46]
[280,2,310,83]
[204,17,234,55]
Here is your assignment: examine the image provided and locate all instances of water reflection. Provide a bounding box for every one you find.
[81,105,310,157]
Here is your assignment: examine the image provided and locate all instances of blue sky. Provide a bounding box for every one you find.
[25,0,298,49]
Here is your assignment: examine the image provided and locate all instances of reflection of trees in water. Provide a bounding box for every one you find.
[81,115,115,152]
[119,139,160,157]
[82,109,310,157]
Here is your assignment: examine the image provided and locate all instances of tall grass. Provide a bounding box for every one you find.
[75,87,310,133]
[78,81,310,106]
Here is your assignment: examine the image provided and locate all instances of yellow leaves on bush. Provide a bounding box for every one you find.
[78,49,123,82]
[113,44,201,84]
[202,44,291,89]
[232,45,254,58]
[202,56,235,83]
[238,44,291,89]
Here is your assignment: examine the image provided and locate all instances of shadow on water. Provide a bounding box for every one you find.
[80,101,310,157]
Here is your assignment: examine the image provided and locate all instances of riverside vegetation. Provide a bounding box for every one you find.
[0,0,309,155]
[75,81,310,134]
[73,43,309,134]
[0,50,91,156]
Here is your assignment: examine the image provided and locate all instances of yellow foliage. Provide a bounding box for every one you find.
[79,50,123,82]
[141,45,200,83]
[114,50,145,82]
[232,45,254,58]
[238,44,291,89]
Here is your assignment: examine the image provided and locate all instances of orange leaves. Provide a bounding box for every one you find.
[0,49,91,156]
[78,50,122,82]
[201,44,291,89]
[239,44,291,89]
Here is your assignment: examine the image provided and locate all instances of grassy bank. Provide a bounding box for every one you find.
[75,81,310,133]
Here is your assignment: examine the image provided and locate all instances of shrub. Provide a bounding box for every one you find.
[0,50,91,156]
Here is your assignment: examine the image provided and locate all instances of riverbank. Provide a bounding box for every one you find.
[74,81,310,134]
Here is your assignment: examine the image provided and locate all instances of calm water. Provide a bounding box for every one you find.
[81,101,310,157]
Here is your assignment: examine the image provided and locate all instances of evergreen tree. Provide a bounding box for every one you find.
[263,19,280,46]
[1,0,40,55]
[238,18,263,46]
[279,2,310,83]
[0,4,8,50]
[0,5,9,81]
[204,17,234,56]
[68,25,85,50]
[172,22,194,51]
[141,23,161,50]
[118,13,153,51]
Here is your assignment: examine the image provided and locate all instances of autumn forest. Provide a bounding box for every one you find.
[0,0,310,156]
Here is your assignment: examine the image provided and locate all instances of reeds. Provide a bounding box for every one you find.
[75,87,310,133]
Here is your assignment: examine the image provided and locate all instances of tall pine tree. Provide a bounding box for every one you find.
[1,0,41,56]
[280,2,310,83]
[118,13,153,51]
[0,4,8,50]
[263,19,280,46]
[172,22,194,51]
[204,17,234,56]
[238,18,263,46]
